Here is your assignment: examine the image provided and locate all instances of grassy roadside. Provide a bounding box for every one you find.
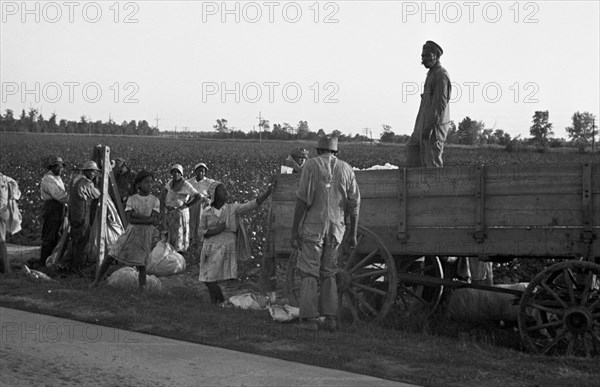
[1,270,598,387]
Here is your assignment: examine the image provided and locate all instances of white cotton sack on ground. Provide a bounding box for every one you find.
[228,293,268,310]
[269,305,300,322]
[147,239,186,276]
[446,283,529,322]
[107,267,162,292]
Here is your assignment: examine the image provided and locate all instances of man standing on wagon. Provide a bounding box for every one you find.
[290,136,361,331]
[405,40,452,167]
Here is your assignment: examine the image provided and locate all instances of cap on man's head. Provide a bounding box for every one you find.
[170,164,184,175]
[316,136,338,152]
[46,155,64,168]
[82,161,100,171]
[422,40,443,57]
[291,148,309,158]
[194,162,208,172]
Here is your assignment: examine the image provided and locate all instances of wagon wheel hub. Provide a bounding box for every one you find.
[564,307,592,334]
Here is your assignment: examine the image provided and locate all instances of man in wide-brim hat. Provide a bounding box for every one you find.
[406,40,452,167]
[290,136,361,331]
[39,155,69,268]
[68,161,101,271]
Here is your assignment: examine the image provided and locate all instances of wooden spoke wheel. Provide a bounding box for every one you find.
[285,226,397,323]
[394,256,444,321]
[337,226,397,323]
[518,261,600,357]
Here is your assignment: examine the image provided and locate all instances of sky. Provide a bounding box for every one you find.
[1,0,599,140]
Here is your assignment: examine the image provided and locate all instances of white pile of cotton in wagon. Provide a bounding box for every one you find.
[353,163,399,171]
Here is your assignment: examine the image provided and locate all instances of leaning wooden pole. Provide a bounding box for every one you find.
[95,146,111,274]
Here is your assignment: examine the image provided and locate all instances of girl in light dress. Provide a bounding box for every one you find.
[198,181,272,303]
[92,170,161,289]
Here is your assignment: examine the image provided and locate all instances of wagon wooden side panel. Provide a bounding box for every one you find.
[271,162,600,260]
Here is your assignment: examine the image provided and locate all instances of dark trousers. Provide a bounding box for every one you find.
[204,282,225,304]
[70,222,90,271]
[40,200,64,265]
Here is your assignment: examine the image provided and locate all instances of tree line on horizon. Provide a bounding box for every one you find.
[0,108,597,150]
[0,108,159,137]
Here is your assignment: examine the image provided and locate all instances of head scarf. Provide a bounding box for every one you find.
[207,180,223,203]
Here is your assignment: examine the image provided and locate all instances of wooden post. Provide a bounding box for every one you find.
[95,146,111,274]
[261,176,277,298]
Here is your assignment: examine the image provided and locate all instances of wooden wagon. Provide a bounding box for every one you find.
[267,162,600,357]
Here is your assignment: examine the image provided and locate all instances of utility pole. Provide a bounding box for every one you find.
[257,111,262,143]
[593,118,596,152]
[155,114,160,130]
[363,128,372,145]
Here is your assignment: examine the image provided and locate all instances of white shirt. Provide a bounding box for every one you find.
[40,172,68,203]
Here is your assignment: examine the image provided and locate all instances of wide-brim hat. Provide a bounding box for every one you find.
[194,162,208,172]
[82,161,100,171]
[316,136,338,152]
[46,155,64,168]
[170,164,184,175]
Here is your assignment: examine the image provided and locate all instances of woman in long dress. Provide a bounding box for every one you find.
[198,181,272,304]
[161,164,203,253]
